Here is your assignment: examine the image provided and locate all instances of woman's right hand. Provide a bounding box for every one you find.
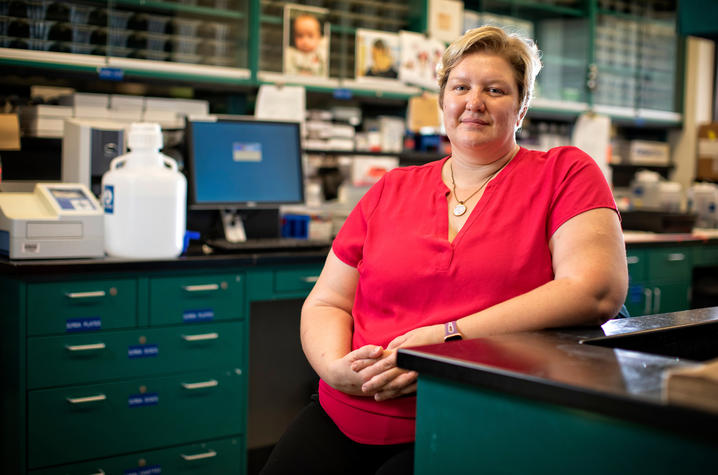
[324,344,385,396]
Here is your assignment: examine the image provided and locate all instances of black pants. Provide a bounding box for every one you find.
[260,395,414,475]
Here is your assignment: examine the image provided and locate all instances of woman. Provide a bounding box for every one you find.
[261,26,628,474]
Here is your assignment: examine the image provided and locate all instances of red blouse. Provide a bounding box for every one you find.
[320,146,618,445]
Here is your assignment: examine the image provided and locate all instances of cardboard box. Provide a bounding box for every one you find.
[697,123,718,181]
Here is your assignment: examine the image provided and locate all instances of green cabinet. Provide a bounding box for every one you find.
[625,246,693,316]
[1,258,323,474]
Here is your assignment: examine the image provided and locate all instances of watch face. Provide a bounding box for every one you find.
[444,334,462,342]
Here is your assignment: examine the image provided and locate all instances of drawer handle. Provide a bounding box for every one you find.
[66,394,107,405]
[65,342,106,352]
[301,276,319,283]
[181,332,219,342]
[182,284,219,292]
[667,253,685,262]
[180,449,217,461]
[626,256,640,265]
[65,290,106,299]
[181,379,219,390]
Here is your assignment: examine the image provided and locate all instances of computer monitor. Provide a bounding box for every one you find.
[186,117,305,241]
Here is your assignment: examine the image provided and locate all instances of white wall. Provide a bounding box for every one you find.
[670,37,715,187]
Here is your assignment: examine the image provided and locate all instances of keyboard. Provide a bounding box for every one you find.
[205,237,332,253]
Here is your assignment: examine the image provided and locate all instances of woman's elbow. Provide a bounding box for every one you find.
[594,273,629,324]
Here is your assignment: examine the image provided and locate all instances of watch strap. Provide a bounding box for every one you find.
[444,320,462,342]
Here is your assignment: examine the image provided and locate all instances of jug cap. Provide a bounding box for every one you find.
[128,122,163,150]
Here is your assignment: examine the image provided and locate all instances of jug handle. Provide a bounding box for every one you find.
[108,156,125,170]
[163,157,178,171]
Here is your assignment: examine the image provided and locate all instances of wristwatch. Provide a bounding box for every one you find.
[443,320,463,342]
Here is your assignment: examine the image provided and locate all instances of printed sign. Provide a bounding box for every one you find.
[128,392,159,408]
[125,466,161,475]
[183,308,215,322]
[128,344,159,359]
[66,317,102,332]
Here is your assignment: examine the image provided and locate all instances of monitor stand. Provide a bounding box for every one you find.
[221,209,247,243]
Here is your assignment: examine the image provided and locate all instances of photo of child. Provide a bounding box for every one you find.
[355,29,401,83]
[283,4,330,78]
[398,31,445,90]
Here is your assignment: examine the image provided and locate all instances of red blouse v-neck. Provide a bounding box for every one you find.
[319,146,618,445]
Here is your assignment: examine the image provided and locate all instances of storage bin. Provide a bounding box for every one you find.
[29,19,52,39]
[171,36,201,55]
[171,18,201,36]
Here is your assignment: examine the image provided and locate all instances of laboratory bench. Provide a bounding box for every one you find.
[397,307,718,475]
[0,249,329,474]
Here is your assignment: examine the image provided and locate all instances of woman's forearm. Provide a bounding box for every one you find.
[457,274,626,339]
[300,299,354,381]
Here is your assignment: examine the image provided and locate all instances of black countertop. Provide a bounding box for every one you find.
[0,247,330,276]
[397,307,718,444]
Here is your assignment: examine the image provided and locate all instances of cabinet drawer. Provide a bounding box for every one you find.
[695,245,718,266]
[648,248,692,282]
[149,273,244,325]
[28,369,245,469]
[274,267,322,294]
[27,322,244,389]
[626,249,648,283]
[27,278,137,336]
[30,436,244,474]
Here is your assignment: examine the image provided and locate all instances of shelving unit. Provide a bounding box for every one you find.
[0,0,684,124]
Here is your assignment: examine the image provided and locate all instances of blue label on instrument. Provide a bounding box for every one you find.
[125,464,162,475]
[128,344,159,359]
[66,317,101,332]
[99,67,124,81]
[128,392,159,408]
[183,308,214,322]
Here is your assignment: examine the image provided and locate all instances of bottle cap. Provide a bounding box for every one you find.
[128,122,163,150]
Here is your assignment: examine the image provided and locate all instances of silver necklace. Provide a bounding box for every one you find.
[449,155,512,217]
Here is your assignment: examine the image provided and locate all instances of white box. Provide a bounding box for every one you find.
[59,92,109,108]
[109,94,145,111]
[627,140,670,165]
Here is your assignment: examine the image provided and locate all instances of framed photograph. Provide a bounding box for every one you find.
[428,0,463,43]
[283,4,330,78]
[355,29,401,83]
[399,31,445,91]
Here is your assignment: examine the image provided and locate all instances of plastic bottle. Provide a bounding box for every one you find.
[101,123,186,258]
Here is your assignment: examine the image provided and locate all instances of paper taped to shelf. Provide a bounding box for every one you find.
[697,123,718,180]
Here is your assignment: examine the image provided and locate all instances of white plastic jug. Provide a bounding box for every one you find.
[101,123,187,258]
[688,182,718,228]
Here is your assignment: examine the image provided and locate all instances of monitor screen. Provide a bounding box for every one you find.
[186,118,304,209]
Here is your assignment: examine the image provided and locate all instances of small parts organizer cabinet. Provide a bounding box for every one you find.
[2,266,249,474]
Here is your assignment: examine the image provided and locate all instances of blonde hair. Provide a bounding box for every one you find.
[437,26,542,117]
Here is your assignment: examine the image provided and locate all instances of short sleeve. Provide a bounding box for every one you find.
[332,176,387,268]
[547,147,618,237]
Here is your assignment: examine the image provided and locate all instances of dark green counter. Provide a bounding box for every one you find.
[398,307,718,475]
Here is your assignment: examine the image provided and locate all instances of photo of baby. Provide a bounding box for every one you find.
[283,4,330,78]
[398,31,445,90]
[355,29,401,83]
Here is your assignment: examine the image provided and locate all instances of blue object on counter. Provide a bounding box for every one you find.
[282,214,310,239]
[182,230,201,254]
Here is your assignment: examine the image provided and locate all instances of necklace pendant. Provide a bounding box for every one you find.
[453,203,467,216]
